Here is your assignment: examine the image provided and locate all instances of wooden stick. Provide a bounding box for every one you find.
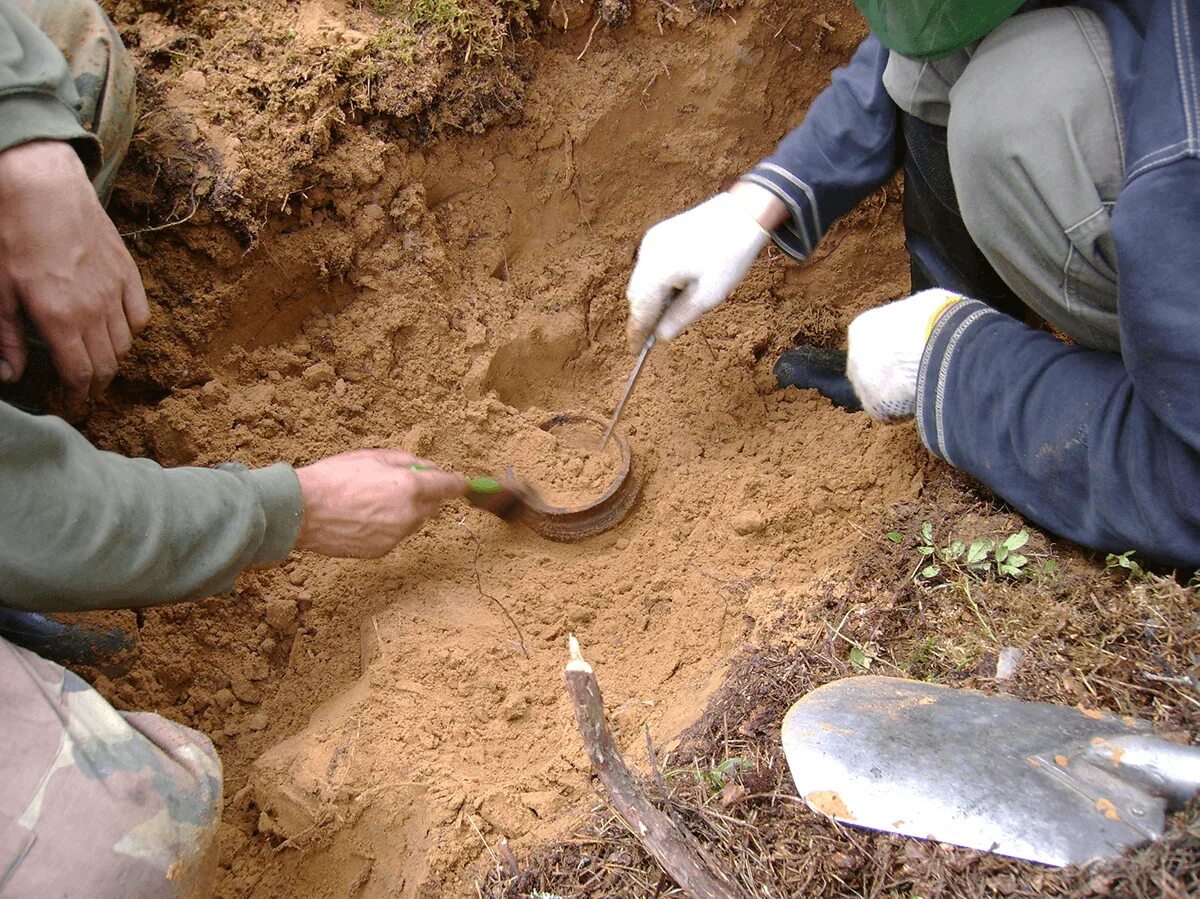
[563,635,744,899]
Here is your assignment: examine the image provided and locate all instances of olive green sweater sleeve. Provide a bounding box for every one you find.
[0,0,101,173]
[0,402,304,611]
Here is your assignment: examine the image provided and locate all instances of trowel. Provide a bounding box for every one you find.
[781,676,1200,866]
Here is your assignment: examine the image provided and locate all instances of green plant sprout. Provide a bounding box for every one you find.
[1105,550,1149,581]
[906,521,1033,583]
[667,757,745,797]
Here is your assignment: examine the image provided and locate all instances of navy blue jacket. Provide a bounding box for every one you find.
[744,1,1200,567]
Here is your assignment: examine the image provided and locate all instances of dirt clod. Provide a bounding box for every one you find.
[731,510,766,535]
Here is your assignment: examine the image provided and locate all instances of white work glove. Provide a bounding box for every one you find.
[626,192,771,349]
[847,288,963,421]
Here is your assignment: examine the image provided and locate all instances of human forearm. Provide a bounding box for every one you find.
[726,181,789,231]
[740,34,898,260]
[0,402,304,611]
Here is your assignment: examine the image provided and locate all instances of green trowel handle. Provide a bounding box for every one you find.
[409,466,502,498]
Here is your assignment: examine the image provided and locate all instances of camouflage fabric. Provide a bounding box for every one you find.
[5,0,136,200]
[0,636,222,897]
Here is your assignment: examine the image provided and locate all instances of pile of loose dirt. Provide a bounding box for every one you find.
[69,1,1164,897]
[499,414,623,508]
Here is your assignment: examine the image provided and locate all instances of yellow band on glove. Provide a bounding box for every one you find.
[924,295,963,341]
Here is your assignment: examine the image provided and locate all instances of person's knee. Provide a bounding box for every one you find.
[2,654,222,897]
[947,6,1117,217]
[11,0,137,195]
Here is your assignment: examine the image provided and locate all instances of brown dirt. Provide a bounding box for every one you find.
[501,415,623,508]
[63,1,1186,897]
[484,487,1200,897]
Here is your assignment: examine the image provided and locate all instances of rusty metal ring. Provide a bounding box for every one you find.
[508,411,642,542]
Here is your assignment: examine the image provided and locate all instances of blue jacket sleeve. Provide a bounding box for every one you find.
[914,161,1200,568]
[740,35,897,261]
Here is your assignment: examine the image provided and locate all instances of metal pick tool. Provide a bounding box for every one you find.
[600,333,656,448]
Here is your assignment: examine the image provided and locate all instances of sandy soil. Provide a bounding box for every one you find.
[79,0,937,895]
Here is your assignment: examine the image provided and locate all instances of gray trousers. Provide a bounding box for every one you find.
[884,6,1124,353]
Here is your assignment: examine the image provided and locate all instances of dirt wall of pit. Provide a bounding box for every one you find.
[83,1,928,895]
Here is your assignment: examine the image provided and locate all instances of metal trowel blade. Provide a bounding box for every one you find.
[781,676,1200,867]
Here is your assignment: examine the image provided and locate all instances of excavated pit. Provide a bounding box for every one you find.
[76,0,930,895]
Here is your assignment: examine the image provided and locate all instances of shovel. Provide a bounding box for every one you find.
[782,675,1200,866]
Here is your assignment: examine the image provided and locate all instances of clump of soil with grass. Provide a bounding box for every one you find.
[109,0,535,236]
[72,0,1199,896]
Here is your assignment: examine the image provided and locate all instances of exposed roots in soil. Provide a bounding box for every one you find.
[457,516,530,657]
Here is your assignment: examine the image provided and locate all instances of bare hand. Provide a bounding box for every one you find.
[294,450,470,558]
[0,141,150,404]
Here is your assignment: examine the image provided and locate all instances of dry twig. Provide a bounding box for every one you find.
[564,635,746,899]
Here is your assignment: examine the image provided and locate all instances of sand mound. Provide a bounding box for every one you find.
[78,0,926,894]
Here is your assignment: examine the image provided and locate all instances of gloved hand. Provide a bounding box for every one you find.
[626,190,771,349]
[846,288,964,421]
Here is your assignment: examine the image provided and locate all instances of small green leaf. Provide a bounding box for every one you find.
[917,545,935,556]
[942,540,965,562]
[885,531,903,544]
[716,757,744,775]
[994,543,1009,564]
[921,564,941,579]
[1002,530,1030,551]
[998,562,1022,577]
[1043,559,1057,575]
[849,646,870,670]
[920,522,934,544]
[966,538,992,565]
[1007,552,1028,569]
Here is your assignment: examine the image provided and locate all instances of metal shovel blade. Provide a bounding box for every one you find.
[782,676,1200,867]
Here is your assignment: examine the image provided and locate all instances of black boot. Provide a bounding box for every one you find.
[773,345,862,412]
[0,606,137,674]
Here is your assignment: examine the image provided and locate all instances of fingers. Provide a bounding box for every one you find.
[0,286,27,383]
[654,282,706,342]
[25,284,126,401]
[626,250,686,352]
[107,303,134,360]
[43,329,92,404]
[81,317,119,397]
[372,448,423,468]
[409,468,470,501]
[366,449,469,498]
[121,259,151,335]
